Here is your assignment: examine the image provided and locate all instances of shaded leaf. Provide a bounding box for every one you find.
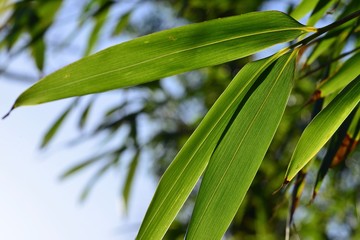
[285,77,360,182]
[30,37,46,71]
[307,0,338,27]
[83,1,111,56]
[80,156,117,202]
[136,53,282,240]
[289,168,307,224]
[185,52,296,239]
[316,51,360,98]
[40,99,78,148]
[112,11,131,36]
[10,11,312,108]
[60,146,125,180]
[122,151,140,211]
[78,97,95,129]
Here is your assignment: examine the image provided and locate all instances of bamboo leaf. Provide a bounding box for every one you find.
[285,77,360,182]
[186,52,296,239]
[317,51,360,97]
[112,11,131,36]
[122,151,140,211]
[290,0,320,20]
[40,99,78,148]
[312,107,357,200]
[307,0,338,27]
[78,97,95,129]
[79,157,116,202]
[10,11,312,108]
[136,53,282,240]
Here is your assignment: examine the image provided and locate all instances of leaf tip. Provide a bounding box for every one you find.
[273,181,289,195]
[2,105,15,119]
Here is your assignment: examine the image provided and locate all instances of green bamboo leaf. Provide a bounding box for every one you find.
[348,106,360,139]
[306,22,354,66]
[10,11,313,109]
[186,52,296,239]
[83,2,111,56]
[30,38,46,71]
[60,155,103,180]
[60,147,125,179]
[78,97,95,129]
[112,11,131,36]
[40,99,78,148]
[122,151,140,211]
[317,51,360,97]
[285,77,360,182]
[136,53,283,240]
[312,107,357,200]
[290,0,320,20]
[79,156,116,202]
[307,0,338,27]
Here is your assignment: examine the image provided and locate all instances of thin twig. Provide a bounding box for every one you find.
[298,46,360,79]
[290,10,360,49]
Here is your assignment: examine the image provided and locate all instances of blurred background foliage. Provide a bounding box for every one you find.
[0,0,359,239]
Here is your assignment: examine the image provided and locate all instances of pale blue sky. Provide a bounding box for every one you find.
[0,1,156,239]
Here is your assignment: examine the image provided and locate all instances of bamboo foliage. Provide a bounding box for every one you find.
[3,3,360,239]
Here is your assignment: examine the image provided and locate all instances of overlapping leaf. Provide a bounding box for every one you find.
[316,51,360,98]
[185,52,297,239]
[285,77,360,182]
[9,11,312,109]
[291,0,319,20]
[136,53,282,240]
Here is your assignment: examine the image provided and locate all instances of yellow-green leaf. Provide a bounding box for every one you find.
[317,51,360,97]
[285,77,360,182]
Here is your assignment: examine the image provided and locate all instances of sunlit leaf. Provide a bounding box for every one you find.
[312,107,356,200]
[136,53,283,240]
[307,0,338,27]
[186,52,296,239]
[10,11,313,108]
[291,0,319,20]
[285,77,360,182]
[317,51,360,98]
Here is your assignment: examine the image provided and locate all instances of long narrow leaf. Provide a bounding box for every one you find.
[122,151,140,210]
[317,51,360,97]
[40,98,78,148]
[10,11,312,108]
[136,53,284,239]
[186,52,296,239]
[290,0,320,20]
[285,77,360,182]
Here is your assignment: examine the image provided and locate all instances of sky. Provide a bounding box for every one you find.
[0,1,156,239]
[0,74,156,240]
[0,1,326,239]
